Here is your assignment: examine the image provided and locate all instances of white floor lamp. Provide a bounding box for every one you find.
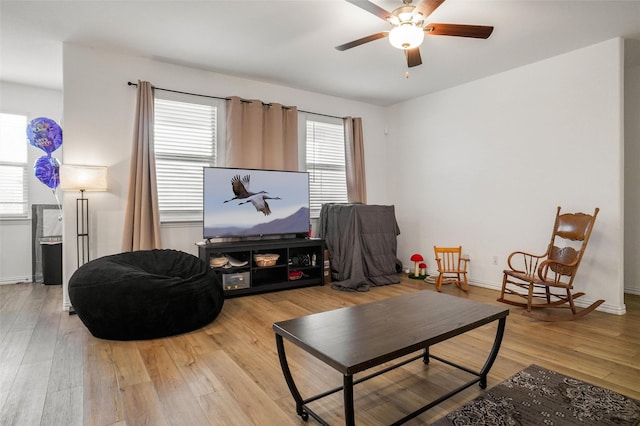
[60,164,108,267]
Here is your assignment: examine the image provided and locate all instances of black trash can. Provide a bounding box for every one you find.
[40,240,62,285]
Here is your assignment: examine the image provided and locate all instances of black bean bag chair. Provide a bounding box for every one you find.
[69,249,224,340]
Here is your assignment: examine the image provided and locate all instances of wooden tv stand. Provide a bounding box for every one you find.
[198,238,325,297]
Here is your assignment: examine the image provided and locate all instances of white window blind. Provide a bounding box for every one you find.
[305,119,347,218]
[154,98,217,222]
[0,113,29,217]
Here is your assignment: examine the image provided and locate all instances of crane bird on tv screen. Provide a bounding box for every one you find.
[224,174,281,216]
[239,193,281,216]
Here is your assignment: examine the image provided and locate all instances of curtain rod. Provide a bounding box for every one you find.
[127,81,344,120]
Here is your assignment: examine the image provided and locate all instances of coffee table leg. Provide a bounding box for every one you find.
[344,374,355,426]
[478,316,507,389]
[423,346,430,364]
[275,335,308,420]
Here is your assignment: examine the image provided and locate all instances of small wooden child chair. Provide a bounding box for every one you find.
[433,246,469,292]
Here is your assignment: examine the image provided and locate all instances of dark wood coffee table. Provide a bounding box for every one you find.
[273,290,509,425]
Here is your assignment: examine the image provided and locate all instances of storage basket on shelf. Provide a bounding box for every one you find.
[254,253,279,267]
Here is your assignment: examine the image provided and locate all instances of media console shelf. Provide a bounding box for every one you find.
[199,238,325,297]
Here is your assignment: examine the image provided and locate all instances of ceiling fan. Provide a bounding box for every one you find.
[335,0,494,68]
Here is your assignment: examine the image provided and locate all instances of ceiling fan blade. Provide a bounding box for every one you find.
[425,23,494,39]
[344,0,391,20]
[414,0,446,19]
[335,32,389,51]
[405,48,422,68]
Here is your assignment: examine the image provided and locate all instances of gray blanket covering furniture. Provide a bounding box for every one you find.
[318,203,401,291]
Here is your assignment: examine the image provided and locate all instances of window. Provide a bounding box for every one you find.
[0,113,29,217]
[305,118,348,218]
[154,98,217,222]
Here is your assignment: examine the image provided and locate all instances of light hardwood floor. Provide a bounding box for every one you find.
[1,278,638,425]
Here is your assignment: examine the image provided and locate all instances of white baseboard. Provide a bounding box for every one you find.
[0,276,30,285]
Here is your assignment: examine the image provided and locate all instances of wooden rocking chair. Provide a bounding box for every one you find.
[433,246,470,292]
[497,206,603,321]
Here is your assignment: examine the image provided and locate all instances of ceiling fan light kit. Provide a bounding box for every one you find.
[388,4,425,49]
[338,0,494,68]
[389,23,425,49]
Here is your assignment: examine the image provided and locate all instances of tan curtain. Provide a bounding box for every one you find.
[225,96,298,170]
[122,80,162,251]
[344,116,367,203]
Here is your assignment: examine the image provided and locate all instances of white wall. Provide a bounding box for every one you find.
[34,37,635,313]
[0,82,62,283]
[388,38,626,314]
[625,63,640,295]
[61,44,390,309]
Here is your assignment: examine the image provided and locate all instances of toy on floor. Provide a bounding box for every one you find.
[408,253,428,279]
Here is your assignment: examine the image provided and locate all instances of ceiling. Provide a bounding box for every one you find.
[1,0,639,106]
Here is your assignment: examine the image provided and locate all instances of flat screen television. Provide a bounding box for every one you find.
[203,167,310,239]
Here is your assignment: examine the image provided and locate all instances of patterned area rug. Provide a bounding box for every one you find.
[432,365,640,425]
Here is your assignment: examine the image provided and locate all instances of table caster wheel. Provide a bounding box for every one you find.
[301,412,309,421]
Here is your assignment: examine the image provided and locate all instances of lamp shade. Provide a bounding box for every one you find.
[59,164,108,192]
[389,24,425,49]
